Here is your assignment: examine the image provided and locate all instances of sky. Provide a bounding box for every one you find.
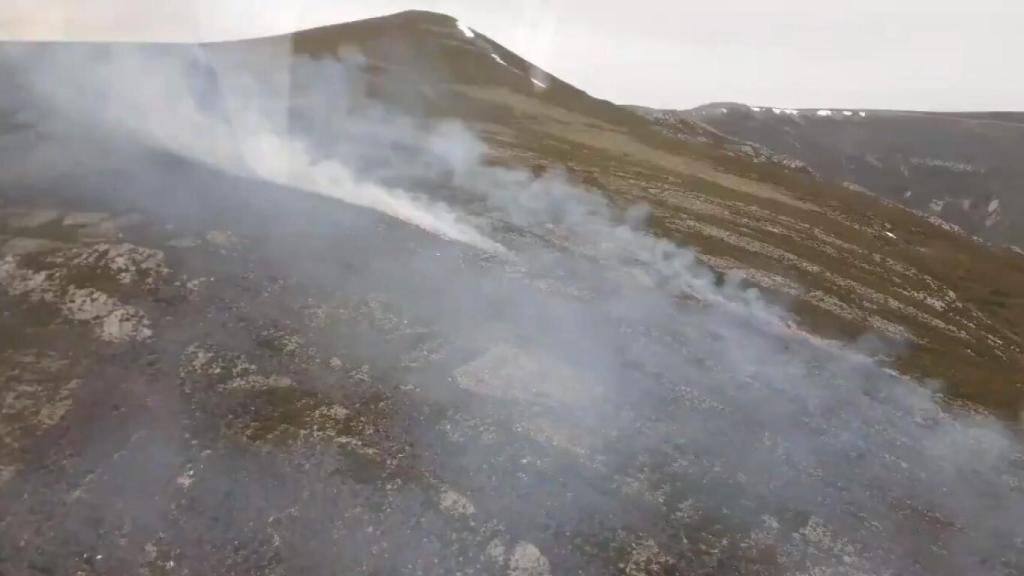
[1,0,1021,111]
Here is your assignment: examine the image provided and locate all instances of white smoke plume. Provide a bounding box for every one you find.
[1,42,504,253]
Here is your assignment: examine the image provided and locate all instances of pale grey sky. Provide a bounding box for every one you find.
[2,0,1021,111]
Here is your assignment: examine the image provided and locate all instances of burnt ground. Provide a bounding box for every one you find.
[1,161,571,575]
[1,147,1023,576]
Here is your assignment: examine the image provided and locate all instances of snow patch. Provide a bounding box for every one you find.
[910,157,980,173]
[491,53,510,67]
[988,199,1000,213]
[816,110,833,117]
[531,77,548,89]
[843,181,870,194]
[456,20,475,38]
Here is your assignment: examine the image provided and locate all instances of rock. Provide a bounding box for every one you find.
[60,243,168,288]
[61,286,153,342]
[485,539,507,565]
[438,488,476,517]
[508,542,550,576]
[0,247,160,343]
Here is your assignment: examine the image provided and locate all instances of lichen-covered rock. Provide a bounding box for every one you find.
[62,287,152,342]
[508,542,550,576]
[0,351,76,488]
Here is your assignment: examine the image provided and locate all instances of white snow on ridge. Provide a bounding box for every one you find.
[989,199,1000,213]
[910,157,980,173]
[750,106,763,112]
[531,77,548,89]
[456,20,475,38]
[491,53,510,67]
[765,107,872,118]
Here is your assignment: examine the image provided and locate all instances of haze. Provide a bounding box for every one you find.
[2,0,1021,112]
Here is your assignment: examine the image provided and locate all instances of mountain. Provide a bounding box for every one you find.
[262,12,1024,412]
[1,10,1023,575]
[634,102,1024,248]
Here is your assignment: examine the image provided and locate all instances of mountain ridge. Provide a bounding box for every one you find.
[636,101,1024,250]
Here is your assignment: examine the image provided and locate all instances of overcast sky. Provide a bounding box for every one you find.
[2,0,1021,111]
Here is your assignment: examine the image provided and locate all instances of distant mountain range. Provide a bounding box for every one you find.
[631,102,1024,249]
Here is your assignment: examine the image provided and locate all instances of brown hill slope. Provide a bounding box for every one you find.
[3,9,1021,414]
[640,102,1024,249]
[238,11,1024,416]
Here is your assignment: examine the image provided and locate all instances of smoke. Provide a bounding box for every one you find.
[1,37,1022,575]
[1,41,504,253]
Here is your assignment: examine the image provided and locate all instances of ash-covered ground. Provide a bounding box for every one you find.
[1,42,1023,575]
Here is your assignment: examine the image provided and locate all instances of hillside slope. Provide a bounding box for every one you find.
[1,10,1023,576]
[641,102,1024,248]
[256,11,1024,414]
